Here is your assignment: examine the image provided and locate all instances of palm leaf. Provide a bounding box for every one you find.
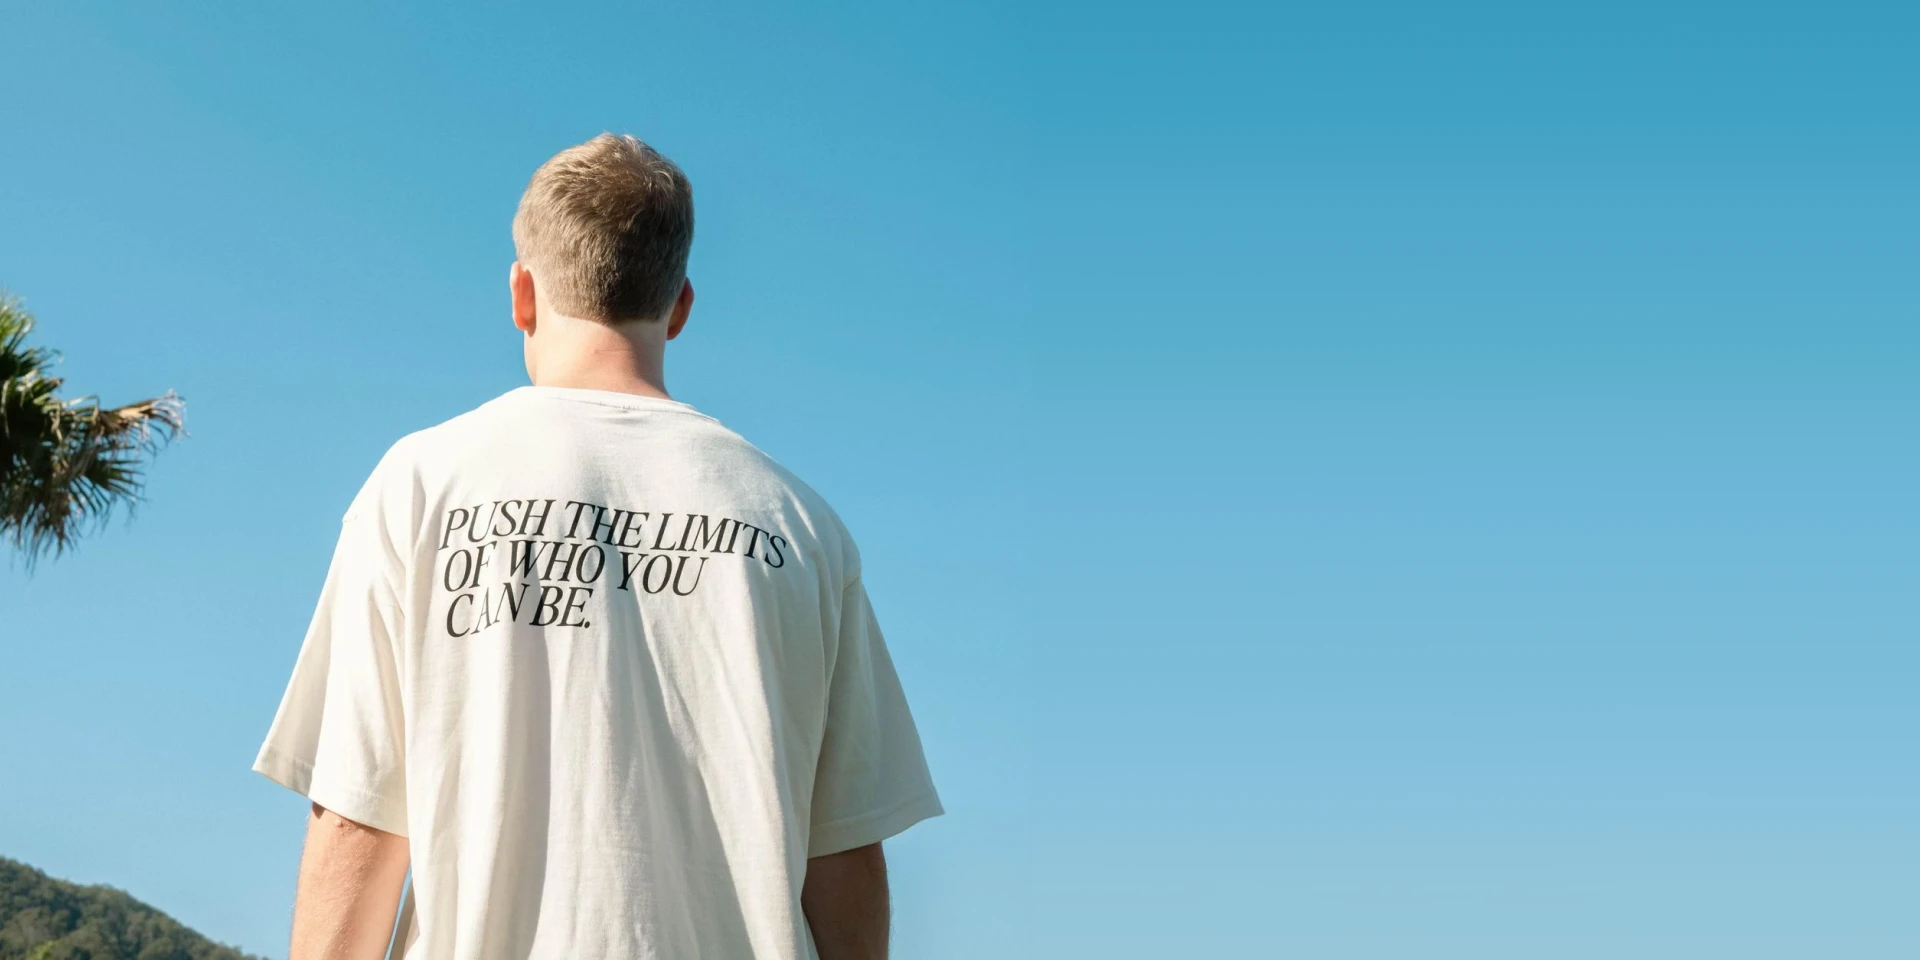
[0,294,186,566]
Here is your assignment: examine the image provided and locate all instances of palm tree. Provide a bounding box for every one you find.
[0,293,185,566]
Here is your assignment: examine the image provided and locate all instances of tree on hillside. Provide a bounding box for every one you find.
[0,294,185,566]
[0,856,261,960]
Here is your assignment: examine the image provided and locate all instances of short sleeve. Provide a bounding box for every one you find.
[252,484,410,836]
[808,576,943,857]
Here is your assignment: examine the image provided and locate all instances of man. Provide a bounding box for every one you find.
[254,134,942,960]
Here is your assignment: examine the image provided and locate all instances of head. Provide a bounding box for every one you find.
[510,134,696,387]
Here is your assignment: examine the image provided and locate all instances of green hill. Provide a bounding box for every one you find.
[0,857,263,960]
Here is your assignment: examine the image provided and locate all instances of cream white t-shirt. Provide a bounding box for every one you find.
[254,385,941,960]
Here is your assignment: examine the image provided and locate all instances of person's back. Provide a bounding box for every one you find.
[254,135,940,960]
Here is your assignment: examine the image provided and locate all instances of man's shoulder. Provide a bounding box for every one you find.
[674,421,858,559]
[391,389,535,450]
[336,392,533,515]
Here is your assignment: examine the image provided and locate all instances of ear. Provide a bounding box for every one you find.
[665,279,694,341]
[510,262,538,333]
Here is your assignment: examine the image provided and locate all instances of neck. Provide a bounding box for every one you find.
[529,313,672,400]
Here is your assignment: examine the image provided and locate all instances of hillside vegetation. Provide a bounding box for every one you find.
[0,857,262,960]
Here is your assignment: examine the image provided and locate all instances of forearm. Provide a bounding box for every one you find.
[290,803,411,960]
[801,842,890,960]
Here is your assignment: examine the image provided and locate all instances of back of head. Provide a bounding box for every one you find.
[513,134,695,324]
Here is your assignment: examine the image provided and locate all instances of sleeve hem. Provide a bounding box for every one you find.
[253,744,409,837]
[808,791,944,858]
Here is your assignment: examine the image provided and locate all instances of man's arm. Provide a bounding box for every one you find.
[802,842,890,960]
[289,803,411,960]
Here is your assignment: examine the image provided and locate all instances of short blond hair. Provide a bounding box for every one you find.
[512,134,694,323]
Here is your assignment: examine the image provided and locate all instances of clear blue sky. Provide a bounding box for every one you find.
[1,2,1915,958]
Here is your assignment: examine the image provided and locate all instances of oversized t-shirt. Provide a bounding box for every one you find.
[254,384,941,960]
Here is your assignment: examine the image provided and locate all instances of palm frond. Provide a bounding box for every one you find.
[0,294,187,567]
